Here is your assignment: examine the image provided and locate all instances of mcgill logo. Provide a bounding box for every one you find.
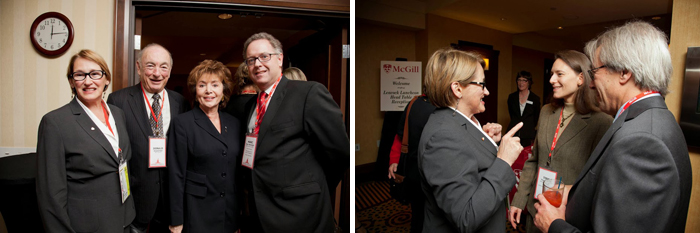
[383,64,392,74]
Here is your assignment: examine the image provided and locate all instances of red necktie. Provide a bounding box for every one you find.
[254,92,268,135]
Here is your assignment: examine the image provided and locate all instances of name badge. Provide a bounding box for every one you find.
[119,161,131,203]
[242,134,258,169]
[526,100,534,105]
[535,166,558,198]
[149,137,166,168]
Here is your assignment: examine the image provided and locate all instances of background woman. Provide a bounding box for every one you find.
[418,48,523,233]
[507,71,541,146]
[509,50,612,232]
[168,60,240,233]
[36,49,135,233]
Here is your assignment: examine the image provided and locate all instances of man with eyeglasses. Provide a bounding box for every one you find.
[533,21,692,233]
[107,43,190,233]
[237,32,349,233]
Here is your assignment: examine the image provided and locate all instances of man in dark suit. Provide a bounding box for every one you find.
[107,43,189,233]
[534,21,692,233]
[238,32,349,233]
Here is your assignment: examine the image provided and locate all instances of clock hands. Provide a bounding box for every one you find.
[51,25,53,39]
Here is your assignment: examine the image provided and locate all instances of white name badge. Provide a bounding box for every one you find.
[149,137,166,168]
[535,166,558,198]
[119,162,131,203]
[526,100,534,105]
[242,135,258,169]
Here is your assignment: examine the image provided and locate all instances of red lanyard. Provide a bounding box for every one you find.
[101,101,115,136]
[254,74,282,131]
[548,107,567,159]
[619,90,659,115]
[141,85,165,124]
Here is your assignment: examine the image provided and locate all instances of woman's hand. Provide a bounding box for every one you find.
[388,163,399,179]
[169,225,183,233]
[497,122,523,166]
[482,123,503,143]
[509,206,523,229]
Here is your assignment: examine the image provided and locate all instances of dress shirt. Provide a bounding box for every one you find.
[77,98,120,156]
[143,89,171,134]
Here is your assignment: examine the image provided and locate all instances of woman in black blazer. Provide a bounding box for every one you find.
[507,71,541,147]
[168,60,240,233]
[36,50,135,233]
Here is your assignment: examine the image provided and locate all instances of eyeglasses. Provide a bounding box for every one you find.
[69,70,105,81]
[245,53,280,66]
[588,65,607,78]
[516,79,529,83]
[469,81,486,90]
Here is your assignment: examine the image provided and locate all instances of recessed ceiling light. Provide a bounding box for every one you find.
[501,18,506,21]
[200,53,206,56]
[557,26,563,30]
[218,14,232,20]
[652,16,661,20]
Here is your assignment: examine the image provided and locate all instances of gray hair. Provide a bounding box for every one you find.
[584,21,672,96]
[242,32,283,58]
[138,43,173,66]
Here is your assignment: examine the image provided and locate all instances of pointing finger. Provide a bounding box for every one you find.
[504,122,523,138]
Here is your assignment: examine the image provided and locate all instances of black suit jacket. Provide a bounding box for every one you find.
[168,107,240,232]
[550,96,692,233]
[507,91,540,145]
[106,84,189,224]
[36,98,135,233]
[242,76,349,233]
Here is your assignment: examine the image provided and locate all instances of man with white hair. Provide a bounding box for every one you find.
[533,21,692,233]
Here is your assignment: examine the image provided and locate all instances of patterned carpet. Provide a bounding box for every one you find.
[356,181,527,233]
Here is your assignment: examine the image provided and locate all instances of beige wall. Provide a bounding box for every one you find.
[355,21,417,165]
[668,0,700,231]
[0,0,114,149]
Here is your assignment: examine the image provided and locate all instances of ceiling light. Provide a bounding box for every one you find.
[501,18,506,21]
[652,16,661,20]
[557,26,563,30]
[218,14,232,20]
[200,53,206,56]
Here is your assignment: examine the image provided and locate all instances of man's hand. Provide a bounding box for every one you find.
[497,122,523,166]
[482,123,503,143]
[388,163,399,179]
[534,193,567,233]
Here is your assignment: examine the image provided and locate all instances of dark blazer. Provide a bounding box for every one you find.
[242,76,349,233]
[107,84,189,225]
[36,98,135,233]
[507,91,541,146]
[418,108,516,233]
[549,96,692,233]
[168,107,240,232]
[511,104,611,232]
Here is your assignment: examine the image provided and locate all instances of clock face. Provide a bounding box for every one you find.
[30,12,74,56]
[33,17,69,51]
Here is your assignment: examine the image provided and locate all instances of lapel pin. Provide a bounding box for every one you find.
[91,127,95,131]
[225,126,227,133]
[481,137,485,141]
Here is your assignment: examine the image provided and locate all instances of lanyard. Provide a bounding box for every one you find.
[102,101,115,136]
[547,107,567,163]
[141,85,165,124]
[254,74,283,131]
[619,90,659,116]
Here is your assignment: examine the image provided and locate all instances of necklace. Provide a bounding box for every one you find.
[560,111,574,127]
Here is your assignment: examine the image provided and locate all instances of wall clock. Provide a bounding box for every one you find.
[30,12,74,56]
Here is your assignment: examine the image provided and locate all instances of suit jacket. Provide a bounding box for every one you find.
[396,95,436,197]
[168,107,240,232]
[36,98,135,233]
[549,96,692,233]
[106,84,189,224]
[418,108,516,233]
[511,104,612,220]
[507,91,541,145]
[242,76,349,233]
